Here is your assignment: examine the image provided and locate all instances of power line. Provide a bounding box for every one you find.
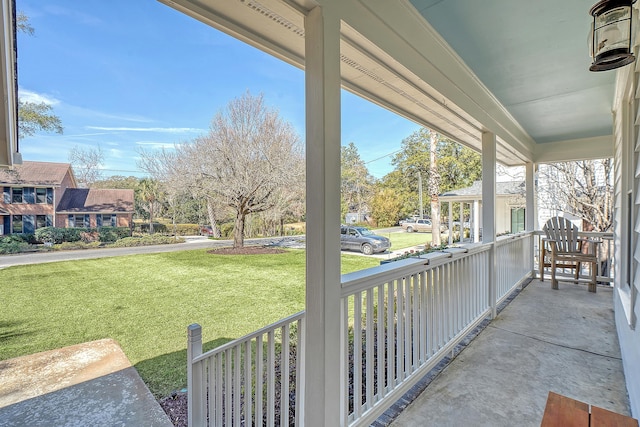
[363,148,402,165]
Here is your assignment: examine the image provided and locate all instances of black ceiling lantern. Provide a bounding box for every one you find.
[589,0,636,71]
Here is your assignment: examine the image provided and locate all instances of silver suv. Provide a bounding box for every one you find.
[401,218,433,233]
[340,225,391,255]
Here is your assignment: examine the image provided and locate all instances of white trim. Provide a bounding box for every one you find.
[534,135,614,163]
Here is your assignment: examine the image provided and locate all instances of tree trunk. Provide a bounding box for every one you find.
[429,132,441,246]
[149,202,154,234]
[206,198,221,238]
[233,211,245,248]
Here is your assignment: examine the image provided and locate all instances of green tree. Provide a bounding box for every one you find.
[18,100,63,139]
[341,142,374,221]
[388,128,481,222]
[138,178,162,234]
[17,13,63,139]
[370,187,403,227]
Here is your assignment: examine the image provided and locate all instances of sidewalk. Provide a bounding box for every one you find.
[0,339,173,427]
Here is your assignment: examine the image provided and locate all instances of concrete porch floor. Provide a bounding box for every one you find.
[390,279,633,427]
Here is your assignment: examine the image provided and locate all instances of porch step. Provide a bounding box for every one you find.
[0,339,172,427]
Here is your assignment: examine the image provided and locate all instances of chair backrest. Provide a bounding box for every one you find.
[543,217,580,253]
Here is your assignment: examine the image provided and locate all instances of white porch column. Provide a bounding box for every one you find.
[448,201,453,245]
[482,131,497,318]
[459,202,464,242]
[525,162,535,276]
[304,6,342,427]
[473,200,480,243]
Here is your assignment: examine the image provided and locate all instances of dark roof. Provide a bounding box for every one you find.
[57,189,134,213]
[440,180,525,197]
[0,161,72,186]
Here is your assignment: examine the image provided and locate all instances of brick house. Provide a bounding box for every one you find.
[0,161,134,235]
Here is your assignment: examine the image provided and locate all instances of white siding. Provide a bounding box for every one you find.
[612,37,640,418]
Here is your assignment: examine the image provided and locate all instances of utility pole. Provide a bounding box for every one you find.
[418,170,424,219]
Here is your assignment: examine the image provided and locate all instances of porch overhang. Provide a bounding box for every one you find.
[159,0,536,165]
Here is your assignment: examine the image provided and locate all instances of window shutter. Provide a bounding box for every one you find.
[111,214,117,227]
[23,215,35,234]
[84,214,90,228]
[2,216,8,234]
[24,188,35,204]
[3,187,9,203]
[97,215,102,227]
[46,188,53,204]
[68,214,74,227]
[46,215,53,227]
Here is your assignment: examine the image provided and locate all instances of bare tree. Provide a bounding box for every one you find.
[180,91,304,248]
[68,145,104,187]
[538,159,613,232]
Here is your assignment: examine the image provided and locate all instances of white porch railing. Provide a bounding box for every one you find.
[187,232,535,426]
[187,312,305,427]
[496,232,534,303]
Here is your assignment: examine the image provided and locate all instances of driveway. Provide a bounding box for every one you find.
[0,235,306,268]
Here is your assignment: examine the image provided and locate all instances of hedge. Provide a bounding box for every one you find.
[35,226,131,244]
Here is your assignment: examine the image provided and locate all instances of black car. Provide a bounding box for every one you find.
[340,225,391,255]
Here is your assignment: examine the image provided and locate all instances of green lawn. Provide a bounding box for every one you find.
[377,230,434,250]
[0,249,378,397]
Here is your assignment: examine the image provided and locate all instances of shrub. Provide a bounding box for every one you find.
[171,223,200,236]
[62,228,84,242]
[35,227,65,244]
[219,222,234,239]
[98,227,118,243]
[0,235,30,254]
[138,223,168,234]
[55,241,102,250]
[80,231,100,243]
[109,234,183,247]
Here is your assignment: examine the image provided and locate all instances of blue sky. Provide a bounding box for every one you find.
[16,0,421,179]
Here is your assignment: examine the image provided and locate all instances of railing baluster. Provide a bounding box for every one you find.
[354,291,363,418]
[234,346,241,426]
[267,330,275,427]
[366,288,374,409]
[225,348,232,426]
[397,277,405,381]
[377,282,385,400]
[281,324,290,427]
[387,280,395,389]
[244,340,252,426]
[255,335,263,425]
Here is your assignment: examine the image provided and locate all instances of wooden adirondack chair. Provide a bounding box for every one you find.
[541,217,599,292]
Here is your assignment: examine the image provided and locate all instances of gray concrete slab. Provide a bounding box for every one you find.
[0,339,172,427]
[390,281,632,427]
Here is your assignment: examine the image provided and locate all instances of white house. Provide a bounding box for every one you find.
[439,180,526,241]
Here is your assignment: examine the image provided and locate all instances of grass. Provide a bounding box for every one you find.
[378,230,434,250]
[0,249,378,397]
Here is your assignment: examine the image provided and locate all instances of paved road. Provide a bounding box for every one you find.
[0,236,306,268]
[0,229,409,269]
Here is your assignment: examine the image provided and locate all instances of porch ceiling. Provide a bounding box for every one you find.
[159,0,618,165]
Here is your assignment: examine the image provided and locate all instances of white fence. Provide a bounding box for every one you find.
[187,233,535,426]
[496,233,534,304]
[187,312,305,427]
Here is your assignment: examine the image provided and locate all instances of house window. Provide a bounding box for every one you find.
[511,208,525,233]
[98,214,117,227]
[12,215,23,233]
[74,214,88,228]
[12,188,23,203]
[36,188,47,204]
[36,215,47,229]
